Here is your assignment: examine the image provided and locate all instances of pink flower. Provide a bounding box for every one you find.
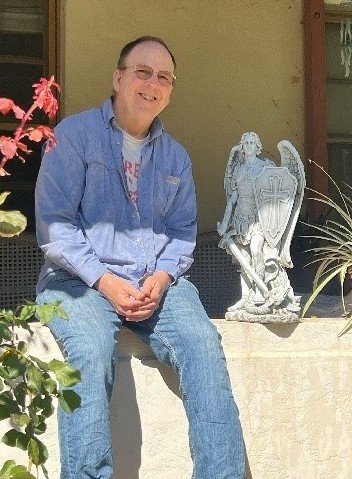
[0,136,17,160]
[12,105,25,119]
[27,126,57,152]
[16,141,32,156]
[0,77,60,174]
[0,98,14,115]
[0,98,25,119]
[32,76,60,118]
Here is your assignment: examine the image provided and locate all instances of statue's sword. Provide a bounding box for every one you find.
[226,239,269,295]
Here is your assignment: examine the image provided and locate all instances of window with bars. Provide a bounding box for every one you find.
[325,5,352,200]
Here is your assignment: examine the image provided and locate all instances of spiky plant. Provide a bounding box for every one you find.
[302,160,352,337]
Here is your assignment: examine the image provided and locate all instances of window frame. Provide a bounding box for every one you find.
[304,0,352,221]
[0,0,59,133]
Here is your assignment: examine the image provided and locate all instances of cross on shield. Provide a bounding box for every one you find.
[253,166,297,248]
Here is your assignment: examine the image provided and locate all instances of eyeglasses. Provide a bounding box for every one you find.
[120,64,176,86]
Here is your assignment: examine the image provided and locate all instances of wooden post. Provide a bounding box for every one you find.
[304,0,329,222]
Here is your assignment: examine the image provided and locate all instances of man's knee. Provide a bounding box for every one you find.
[183,319,222,359]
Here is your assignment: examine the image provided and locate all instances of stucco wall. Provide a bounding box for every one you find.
[2,320,352,479]
[58,0,305,232]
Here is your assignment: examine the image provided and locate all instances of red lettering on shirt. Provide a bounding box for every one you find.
[124,160,133,174]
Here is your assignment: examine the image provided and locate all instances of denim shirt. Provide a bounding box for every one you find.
[35,98,197,292]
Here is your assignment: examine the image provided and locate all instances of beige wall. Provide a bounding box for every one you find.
[2,320,352,479]
[59,0,305,232]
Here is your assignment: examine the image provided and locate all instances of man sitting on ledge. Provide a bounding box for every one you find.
[35,35,245,479]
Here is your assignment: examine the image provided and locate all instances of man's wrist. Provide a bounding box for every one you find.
[94,272,115,292]
[154,271,174,288]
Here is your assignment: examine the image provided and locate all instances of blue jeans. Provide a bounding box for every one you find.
[37,271,245,479]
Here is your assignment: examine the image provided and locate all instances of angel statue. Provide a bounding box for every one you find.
[217,131,306,323]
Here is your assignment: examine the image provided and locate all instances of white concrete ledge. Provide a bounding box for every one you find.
[2,319,352,479]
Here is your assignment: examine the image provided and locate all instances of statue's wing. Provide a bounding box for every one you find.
[224,146,241,201]
[278,140,306,267]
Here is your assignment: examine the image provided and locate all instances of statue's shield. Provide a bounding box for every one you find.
[253,166,297,248]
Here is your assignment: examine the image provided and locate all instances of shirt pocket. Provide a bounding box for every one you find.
[83,161,108,206]
[154,170,181,218]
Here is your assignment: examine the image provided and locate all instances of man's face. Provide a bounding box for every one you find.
[113,41,174,122]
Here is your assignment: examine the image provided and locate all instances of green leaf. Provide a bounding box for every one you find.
[0,459,16,478]
[0,364,12,382]
[2,353,27,379]
[40,395,54,418]
[3,310,15,323]
[26,365,43,393]
[8,467,36,479]
[48,359,80,387]
[32,394,53,419]
[0,209,27,237]
[27,438,39,466]
[1,429,29,451]
[0,320,12,341]
[47,358,66,372]
[27,437,48,466]
[35,301,68,325]
[0,460,34,479]
[11,412,31,427]
[0,377,4,391]
[0,405,11,421]
[33,415,47,434]
[0,391,20,419]
[19,305,36,322]
[28,356,49,372]
[16,342,28,354]
[13,383,27,408]
[58,389,81,413]
[42,377,57,394]
[0,191,11,206]
[0,460,36,479]
[0,461,36,479]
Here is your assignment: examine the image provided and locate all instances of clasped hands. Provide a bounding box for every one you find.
[95,271,172,322]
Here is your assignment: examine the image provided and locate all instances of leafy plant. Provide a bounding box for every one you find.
[0,79,80,478]
[302,159,352,336]
[0,302,81,479]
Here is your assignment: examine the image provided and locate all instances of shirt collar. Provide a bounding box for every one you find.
[101,97,164,141]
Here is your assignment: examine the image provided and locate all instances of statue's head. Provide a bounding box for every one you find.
[239,131,262,156]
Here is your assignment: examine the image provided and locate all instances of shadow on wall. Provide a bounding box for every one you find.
[110,336,183,479]
[111,359,142,479]
[110,331,253,479]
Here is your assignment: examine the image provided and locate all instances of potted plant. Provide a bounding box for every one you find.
[302,159,352,337]
[0,78,80,479]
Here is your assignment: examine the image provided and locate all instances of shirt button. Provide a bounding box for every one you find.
[135,239,141,245]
